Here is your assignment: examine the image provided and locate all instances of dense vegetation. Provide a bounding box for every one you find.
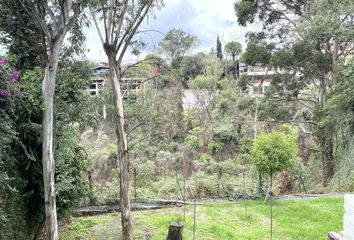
[0,0,354,239]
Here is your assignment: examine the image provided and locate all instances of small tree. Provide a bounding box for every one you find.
[251,131,296,178]
[224,41,242,61]
[250,128,296,239]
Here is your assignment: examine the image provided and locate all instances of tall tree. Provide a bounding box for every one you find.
[235,0,354,186]
[90,1,162,239]
[157,28,198,69]
[156,29,198,140]
[1,1,82,239]
[216,35,223,61]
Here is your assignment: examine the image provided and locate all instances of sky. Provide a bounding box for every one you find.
[85,0,260,63]
[0,0,259,62]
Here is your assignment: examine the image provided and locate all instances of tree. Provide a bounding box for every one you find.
[189,55,222,124]
[251,127,296,239]
[180,52,207,87]
[1,2,82,239]
[235,0,354,186]
[224,41,242,61]
[216,35,223,61]
[251,130,296,177]
[90,1,161,239]
[157,28,198,69]
[0,1,41,70]
[0,58,96,238]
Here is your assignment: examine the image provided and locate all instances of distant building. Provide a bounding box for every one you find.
[88,62,158,99]
[240,64,284,97]
[89,63,109,95]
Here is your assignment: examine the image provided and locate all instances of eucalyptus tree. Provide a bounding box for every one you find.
[157,28,198,69]
[89,1,162,239]
[0,1,84,239]
[235,0,354,186]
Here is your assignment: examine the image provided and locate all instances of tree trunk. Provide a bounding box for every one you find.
[133,166,137,199]
[258,172,263,196]
[42,47,60,240]
[332,36,339,85]
[107,54,133,240]
[322,137,335,187]
[166,222,183,240]
[318,75,326,107]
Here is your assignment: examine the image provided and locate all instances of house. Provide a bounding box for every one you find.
[88,62,158,98]
[240,64,284,97]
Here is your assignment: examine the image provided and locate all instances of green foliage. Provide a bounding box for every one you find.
[0,0,42,70]
[55,124,90,213]
[180,52,207,87]
[0,59,97,238]
[189,54,222,93]
[188,172,220,199]
[216,35,223,60]
[199,153,215,164]
[157,28,198,68]
[212,119,237,143]
[235,0,305,28]
[184,127,204,150]
[234,0,258,26]
[317,60,354,189]
[207,141,222,154]
[63,218,100,240]
[0,62,29,239]
[238,75,251,91]
[224,41,242,61]
[242,42,272,66]
[251,130,297,175]
[240,138,254,155]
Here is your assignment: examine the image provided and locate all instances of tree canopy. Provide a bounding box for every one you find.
[251,128,297,176]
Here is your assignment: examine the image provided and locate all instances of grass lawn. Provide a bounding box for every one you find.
[61,197,344,240]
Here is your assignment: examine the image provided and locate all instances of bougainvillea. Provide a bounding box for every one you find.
[1,89,8,97]
[0,59,20,99]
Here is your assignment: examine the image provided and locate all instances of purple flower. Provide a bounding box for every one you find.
[0,90,8,97]
[0,59,8,65]
[11,71,20,82]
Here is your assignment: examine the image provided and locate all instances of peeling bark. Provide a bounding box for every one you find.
[107,54,132,240]
[42,51,59,240]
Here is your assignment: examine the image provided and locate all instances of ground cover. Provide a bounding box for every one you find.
[61,197,343,240]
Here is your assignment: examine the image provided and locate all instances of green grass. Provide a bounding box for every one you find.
[61,197,344,240]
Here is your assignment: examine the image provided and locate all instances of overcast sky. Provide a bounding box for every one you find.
[0,0,259,62]
[86,0,259,63]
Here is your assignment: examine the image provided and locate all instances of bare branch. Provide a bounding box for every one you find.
[117,2,153,64]
[90,6,105,45]
[115,0,129,44]
[121,56,161,76]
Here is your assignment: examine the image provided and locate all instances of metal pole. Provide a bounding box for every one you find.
[270,173,273,240]
[175,169,178,201]
[184,177,186,221]
[193,198,196,240]
[243,173,248,217]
